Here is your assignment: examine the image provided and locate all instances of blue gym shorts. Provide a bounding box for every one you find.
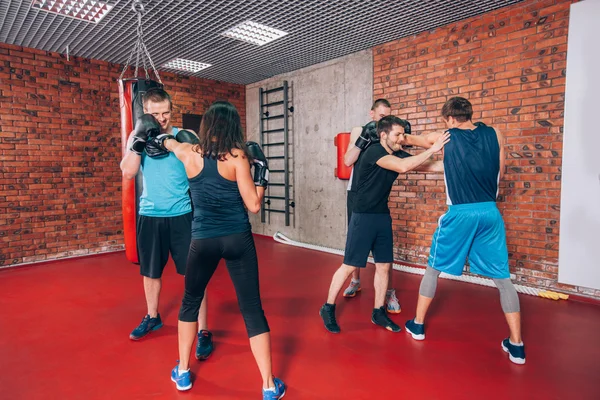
[428,202,510,279]
[343,213,394,268]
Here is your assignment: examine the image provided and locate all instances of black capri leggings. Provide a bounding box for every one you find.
[179,230,270,338]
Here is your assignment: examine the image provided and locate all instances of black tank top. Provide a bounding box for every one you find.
[189,156,251,239]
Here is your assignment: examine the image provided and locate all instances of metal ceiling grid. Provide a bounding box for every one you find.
[0,0,524,84]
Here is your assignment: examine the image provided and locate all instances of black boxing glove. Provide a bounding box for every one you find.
[146,133,174,158]
[355,121,378,150]
[129,114,161,155]
[401,119,413,148]
[403,120,412,135]
[474,121,487,127]
[176,129,200,145]
[246,141,269,187]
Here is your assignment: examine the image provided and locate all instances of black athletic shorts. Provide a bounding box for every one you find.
[343,212,393,268]
[137,212,192,278]
[346,190,356,227]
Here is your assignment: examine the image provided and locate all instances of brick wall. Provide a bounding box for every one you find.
[373,0,599,298]
[0,42,245,267]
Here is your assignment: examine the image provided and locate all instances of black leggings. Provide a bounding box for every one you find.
[179,230,270,338]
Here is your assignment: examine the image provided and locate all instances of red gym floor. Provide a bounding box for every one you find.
[1,235,599,400]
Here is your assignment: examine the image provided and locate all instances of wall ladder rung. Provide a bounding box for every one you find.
[262,115,284,121]
[263,101,284,107]
[263,86,284,94]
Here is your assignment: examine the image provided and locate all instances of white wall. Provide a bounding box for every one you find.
[558,0,600,290]
[246,50,373,249]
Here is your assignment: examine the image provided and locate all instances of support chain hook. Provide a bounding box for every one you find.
[119,0,162,84]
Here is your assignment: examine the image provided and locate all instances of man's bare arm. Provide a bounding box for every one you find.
[120,134,142,180]
[377,132,450,173]
[343,126,364,167]
[404,131,445,149]
[377,150,435,174]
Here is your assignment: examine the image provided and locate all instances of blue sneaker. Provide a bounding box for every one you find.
[171,364,192,391]
[502,338,526,365]
[129,314,163,340]
[262,377,285,399]
[405,319,425,340]
[195,330,214,360]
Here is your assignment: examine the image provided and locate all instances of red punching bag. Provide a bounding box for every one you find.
[334,132,351,180]
[118,78,163,264]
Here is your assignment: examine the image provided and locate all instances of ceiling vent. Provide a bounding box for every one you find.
[31,0,113,24]
[162,58,212,73]
[222,20,288,46]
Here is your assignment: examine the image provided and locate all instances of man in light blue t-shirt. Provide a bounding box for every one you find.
[120,89,213,360]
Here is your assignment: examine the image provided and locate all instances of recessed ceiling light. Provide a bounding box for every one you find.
[222,20,288,46]
[31,0,113,24]
[162,58,211,73]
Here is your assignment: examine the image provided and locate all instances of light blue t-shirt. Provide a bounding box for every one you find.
[138,127,192,217]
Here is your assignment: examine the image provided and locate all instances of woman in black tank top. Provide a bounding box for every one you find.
[158,101,286,398]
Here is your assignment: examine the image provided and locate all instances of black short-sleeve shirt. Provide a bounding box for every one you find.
[352,144,411,214]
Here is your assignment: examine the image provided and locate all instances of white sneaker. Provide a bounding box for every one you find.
[386,289,401,314]
[343,280,361,298]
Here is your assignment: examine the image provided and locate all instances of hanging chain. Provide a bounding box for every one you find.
[119,0,162,84]
[134,1,142,78]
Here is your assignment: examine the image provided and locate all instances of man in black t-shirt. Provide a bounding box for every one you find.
[319,116,449,333]
[342,99,396,307]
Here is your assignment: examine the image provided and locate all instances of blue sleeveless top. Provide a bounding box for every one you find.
[189,156,251,239]
[139,127,192,217]
[443,125,500,205]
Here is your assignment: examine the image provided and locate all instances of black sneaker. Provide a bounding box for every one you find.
[371,307,401,332]
[129,314,163,340]
[319,303,340,333]
[196,329,214,360]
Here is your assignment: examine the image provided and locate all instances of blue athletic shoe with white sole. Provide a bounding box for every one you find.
[262,377,286,399]
[171,363,192,391]
[502,338,526,365]
[405,319,425,340]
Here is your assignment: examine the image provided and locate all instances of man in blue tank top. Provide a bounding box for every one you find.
[402,97,526,365]
[120,89,213,359]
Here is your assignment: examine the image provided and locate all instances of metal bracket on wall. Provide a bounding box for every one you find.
[259,81,294,226]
